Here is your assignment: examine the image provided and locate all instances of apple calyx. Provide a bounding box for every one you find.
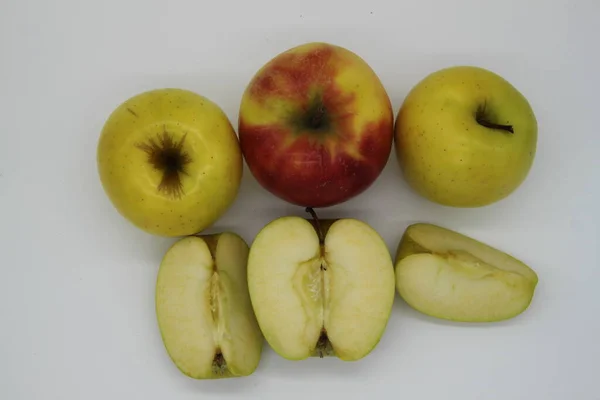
[305,101,329,131]
[314,330,335,358]
[292,94,331,134]
[136,128,192,198]
[211,351,229,376]
[475,102,514,134]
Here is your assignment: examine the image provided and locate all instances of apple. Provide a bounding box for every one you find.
[155,233,264,379]
[238,42,394,208]
[394,223,539,322]
[394,66,538,207]
[247,208,395,361]
[97,88,242,237]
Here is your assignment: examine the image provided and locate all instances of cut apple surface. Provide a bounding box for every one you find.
[395,223,538,322]
[155,233,263,379]
[247,212,395,361]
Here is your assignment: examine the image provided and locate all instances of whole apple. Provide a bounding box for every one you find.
[97,88,242,237]
[395,66,538,207]
[238,42,394,208]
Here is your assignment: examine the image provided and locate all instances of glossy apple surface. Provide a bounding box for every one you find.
[395,66,537,207]
[238,42,393,208]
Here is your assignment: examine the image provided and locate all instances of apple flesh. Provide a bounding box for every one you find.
[395,223,538,322]
[247,210,395,361]
[394,66,537,207]
[155,233,263,379]
[238,42,394,208]
[97,88,243,237]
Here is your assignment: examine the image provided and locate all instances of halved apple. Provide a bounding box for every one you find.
[155,233,263,379]
[394,223,539,322]
[247,209,396,361]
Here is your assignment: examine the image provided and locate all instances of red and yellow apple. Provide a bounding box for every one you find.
[238,42,394,208]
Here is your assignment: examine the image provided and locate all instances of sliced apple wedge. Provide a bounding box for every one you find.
[394,223,539,322]
[247,209,396,361]
[155,233,263,379]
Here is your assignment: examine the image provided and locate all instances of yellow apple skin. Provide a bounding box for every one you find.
[97,89,242,237]
[395,66,537,207]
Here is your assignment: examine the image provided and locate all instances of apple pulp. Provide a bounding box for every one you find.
[238,42,394,208]
[395,223,538,322]
[247,213,395,361]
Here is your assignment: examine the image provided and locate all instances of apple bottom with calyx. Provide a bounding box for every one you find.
[155,233,263,379]
[247,208,395,361]
[238,42,394,208]
[97,88,243,237]
[394,223,538,322]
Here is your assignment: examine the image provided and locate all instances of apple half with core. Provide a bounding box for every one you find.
[238,42,394,208]
[247,208,395,361]
[155,233,264,379]
[395,66,538,207]
[394,223,539,322]
[97,88,243,237]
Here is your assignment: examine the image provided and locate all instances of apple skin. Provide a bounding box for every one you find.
[97,89,242,237]
[238,42,394,208]
[394,66,538,207]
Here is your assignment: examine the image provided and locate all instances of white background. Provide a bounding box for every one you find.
[1,0,599,399]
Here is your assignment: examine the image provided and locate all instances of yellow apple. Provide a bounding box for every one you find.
[97,89,242,237]
[395,66,538,207]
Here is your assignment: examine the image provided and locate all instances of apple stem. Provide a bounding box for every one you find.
[305,207,324,245]
[475,102,514,134]
[476,118,514,133]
